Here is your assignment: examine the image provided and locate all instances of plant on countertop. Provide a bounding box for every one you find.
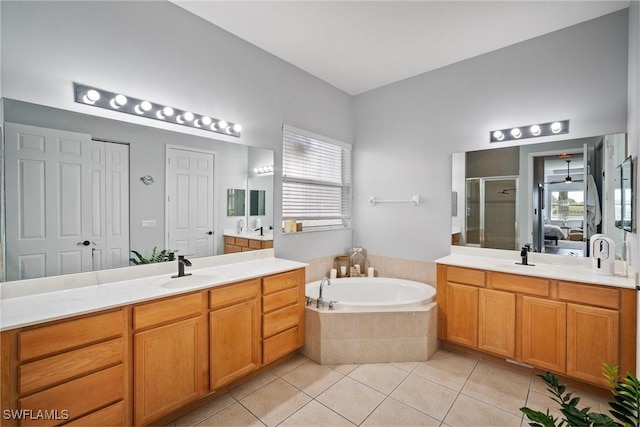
[129,247,173,265]
[520,363,639,427]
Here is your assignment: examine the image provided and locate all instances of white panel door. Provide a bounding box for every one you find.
[5,123,93,280]
[166,147,215,257]
[91,140,130,270]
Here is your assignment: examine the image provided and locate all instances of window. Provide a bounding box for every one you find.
[550,190,584,221]
[282,125,351,231]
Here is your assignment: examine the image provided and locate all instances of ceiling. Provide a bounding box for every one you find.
[171,1,629,95]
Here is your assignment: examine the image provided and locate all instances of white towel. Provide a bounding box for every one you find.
[586,174,601,237]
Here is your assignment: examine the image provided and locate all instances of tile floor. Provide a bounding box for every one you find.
[167,349,611,427]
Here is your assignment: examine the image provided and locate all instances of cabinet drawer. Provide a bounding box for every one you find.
[19,338,123,395]
[210,279,260,310]
[558,281,619,309]
[446,266,485,287]
[225,244,241,254]
[263,269,302,295]
[249,239,262,249]
[134,292,202,330]
[235,238,249,247]
[19,364,124,427]
[489,272,549,296]
[262,240,274,249]
[263,327,300,364]
[64,401,125,426]
[263,287,299,313]
[263,305,299,338]
[224,236,235,245]
[18,310,124,362]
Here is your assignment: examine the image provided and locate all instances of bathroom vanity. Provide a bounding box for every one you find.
[223,231,274,254]
[436,247,636,388]
[0,252,305,426]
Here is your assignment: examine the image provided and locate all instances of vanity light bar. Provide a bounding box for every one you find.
[254,165,274,175]
[490,120,569,143]
[73,83,242,138]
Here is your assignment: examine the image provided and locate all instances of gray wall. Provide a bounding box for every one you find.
[353,10,630,261]
[0,0,354,262]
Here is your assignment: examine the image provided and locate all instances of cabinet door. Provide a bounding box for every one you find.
[446,283,478,348]
[567,303,619,387]
[478,289,515,358]
[521,296,566,373]
[210,299,261,389]
[134,316,205,425]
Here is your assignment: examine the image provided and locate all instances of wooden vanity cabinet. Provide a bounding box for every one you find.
[437,264,636,388]
[0,310,128,426]
[132,293,206,426]
[209,279,261,389]
[262,269,305,364]
[224,236,273,253]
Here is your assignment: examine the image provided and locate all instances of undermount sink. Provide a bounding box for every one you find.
[157,274,219,288]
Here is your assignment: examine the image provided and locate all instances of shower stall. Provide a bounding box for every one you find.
[465,177,519,250]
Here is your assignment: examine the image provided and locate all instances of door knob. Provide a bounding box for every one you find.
[206,231,213,235]
[77,240,91,246]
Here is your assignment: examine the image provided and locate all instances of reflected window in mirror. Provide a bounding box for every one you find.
[250,190,266,216]
[227,189,246,216]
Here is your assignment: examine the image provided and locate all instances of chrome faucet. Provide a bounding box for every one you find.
[317,277,331,309]
[172,255,192,278]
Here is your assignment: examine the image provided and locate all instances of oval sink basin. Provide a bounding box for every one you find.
[158,274,219,288]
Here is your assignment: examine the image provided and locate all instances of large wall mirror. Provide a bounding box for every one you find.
[0,98,274,282]
[452,133,627,260]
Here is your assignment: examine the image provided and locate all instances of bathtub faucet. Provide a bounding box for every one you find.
[317,277,331,309]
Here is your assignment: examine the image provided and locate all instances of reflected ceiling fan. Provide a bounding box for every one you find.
[546,159,583,184]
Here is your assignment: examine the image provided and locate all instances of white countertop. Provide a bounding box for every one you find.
[0,253,306,331]
[437,246,636,290]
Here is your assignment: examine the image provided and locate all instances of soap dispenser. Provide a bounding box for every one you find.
[590,234,615,276]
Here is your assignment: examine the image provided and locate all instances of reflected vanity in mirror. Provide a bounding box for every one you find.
[452,133,628,260]
[0,98,275,282]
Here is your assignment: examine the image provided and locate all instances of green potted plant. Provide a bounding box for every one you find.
[521,363,639,427]
[129,247,174,265]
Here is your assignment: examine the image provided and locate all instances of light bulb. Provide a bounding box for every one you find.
[217,120,228,130]
[551,122,562,133]
[510,128,522,138]
[201,116,212,126]
[232,124,242,133]
[140,101,152,111]
[492,130,504,141]
[176,115,185,124]
[83,89,101,104]
[194,119,202,128]
[183,112,194,122]
[162,106,174,117]
[110,94,127,109]
[530,125,541,136]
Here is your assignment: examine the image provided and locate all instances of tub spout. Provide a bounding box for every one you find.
[317,277,331,309]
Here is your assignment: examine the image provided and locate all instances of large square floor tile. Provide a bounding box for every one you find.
[461,369,530,416]
[361,397,441,426]
[229,371,278,401]
[240,378,311,426]
[444,394,523,426]
[473,361,532,388]
[348,363,409,394]
[390,374,458,421]
[173,394,235,426]
[280,401,355,426]
[316,376,386,425]
[281,361,344,397]
[194,403,263,426]
[411,349,478,391]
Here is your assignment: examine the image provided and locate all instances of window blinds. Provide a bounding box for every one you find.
[282,126,351,229]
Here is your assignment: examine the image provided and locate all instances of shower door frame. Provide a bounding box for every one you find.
[465,176,520,250]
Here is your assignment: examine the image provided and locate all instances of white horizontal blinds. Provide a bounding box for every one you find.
[283,126,351,229]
